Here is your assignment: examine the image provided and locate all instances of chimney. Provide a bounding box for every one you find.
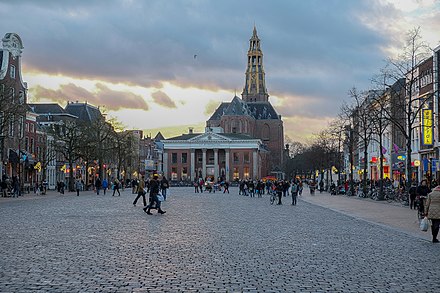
[189,127,194,134]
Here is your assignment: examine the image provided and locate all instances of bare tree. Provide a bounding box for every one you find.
[368,88,390,199]
[382,27,432,189]
[49,120,83,191]
[79,116,115,185]
[110,130,136,181]
[340,88,376,195]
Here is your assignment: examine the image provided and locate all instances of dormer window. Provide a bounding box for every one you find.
[10,65,16,79]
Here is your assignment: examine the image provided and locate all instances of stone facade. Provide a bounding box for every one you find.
[162,130,267,182]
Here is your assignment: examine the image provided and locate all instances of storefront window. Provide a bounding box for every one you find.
[181,167,188,180]
[171,167,178,180]
[233,167,239,180]
[244,167,250,179]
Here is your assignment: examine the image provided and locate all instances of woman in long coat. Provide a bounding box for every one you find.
[425,185,440,243]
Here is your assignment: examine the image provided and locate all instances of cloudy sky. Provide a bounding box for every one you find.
[1,0,439,142]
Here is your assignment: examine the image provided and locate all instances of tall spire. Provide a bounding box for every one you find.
[242,26,269,102]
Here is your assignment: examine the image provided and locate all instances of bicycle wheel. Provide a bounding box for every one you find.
[270,194,275,205]
[386,193,394,203]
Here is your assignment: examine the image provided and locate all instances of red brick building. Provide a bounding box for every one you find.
[0,33,28,179]
[206,26,284,174]
[162,27,283,182]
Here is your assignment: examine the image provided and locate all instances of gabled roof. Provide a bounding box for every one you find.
[154,132,165,141]
[208,95,280,122]
[223,96,251,116]
[208,102,230,121]
[247,102,279,120]
[28,103,66,114]
[65,102,103,122]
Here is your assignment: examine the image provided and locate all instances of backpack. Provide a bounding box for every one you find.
[291,184,298,193]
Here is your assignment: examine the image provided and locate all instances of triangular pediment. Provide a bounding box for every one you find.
[188,132,231,142]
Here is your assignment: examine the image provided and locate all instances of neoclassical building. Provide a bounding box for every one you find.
[162,129,267,181]
[162,27,284,181]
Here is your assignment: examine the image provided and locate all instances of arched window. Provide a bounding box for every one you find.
[231,120,238,133]
[262,124,270,140]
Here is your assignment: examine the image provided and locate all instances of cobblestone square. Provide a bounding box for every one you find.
[1,187,439,292]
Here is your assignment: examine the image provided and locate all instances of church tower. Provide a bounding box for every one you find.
[242,26,269,103]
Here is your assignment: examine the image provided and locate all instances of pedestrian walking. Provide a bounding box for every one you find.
[223,181,229,193]
[160,176,169,200]
[143,174,166,215]
[276,181,283,205]
[425,185,440,243]
[283,180,290,197]
[194,179,199,193]
[417,179,431,198]
[131,179,138,194]
[1,178,8,197]
[102,178,108,195]
[13,176,20,197]
[75,178,82,196]
[95,177,102,195]
[298,181,303,196]
[59,181,66,194]
[112,178,121,196]
[291,181,298,205]
[409,182,417,209]
[36,183,41,196]
[133,176,147,207]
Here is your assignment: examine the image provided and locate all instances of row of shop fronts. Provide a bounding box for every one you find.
[351,151,439,185]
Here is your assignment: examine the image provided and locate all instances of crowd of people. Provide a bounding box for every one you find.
[3,171,440,243]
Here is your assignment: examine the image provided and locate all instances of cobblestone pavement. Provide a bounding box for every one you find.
[299,190,428,239]
[1,187,439,292]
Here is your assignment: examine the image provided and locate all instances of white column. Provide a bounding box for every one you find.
[190,149,195,180]
[202,148,207,179]
[214,148,219,181]
[163,151,168,178]
[225,149,230,182]
[253,150,258,179]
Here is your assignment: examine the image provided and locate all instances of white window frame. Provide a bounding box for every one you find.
[10,65,16,79]
[18,116,24,138]
[8,115,14,137]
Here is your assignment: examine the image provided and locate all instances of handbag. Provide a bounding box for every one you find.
[420,216,429,232]
[157,194,165,202]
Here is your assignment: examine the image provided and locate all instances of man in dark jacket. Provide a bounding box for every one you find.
[276,181,283,205]
[160,176,169,200]
[144,174,166,215]
[95,177,102,195]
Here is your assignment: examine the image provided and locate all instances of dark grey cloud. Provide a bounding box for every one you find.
[30,83,149,111]
[151,90,176,108]
[1,0,400,115]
